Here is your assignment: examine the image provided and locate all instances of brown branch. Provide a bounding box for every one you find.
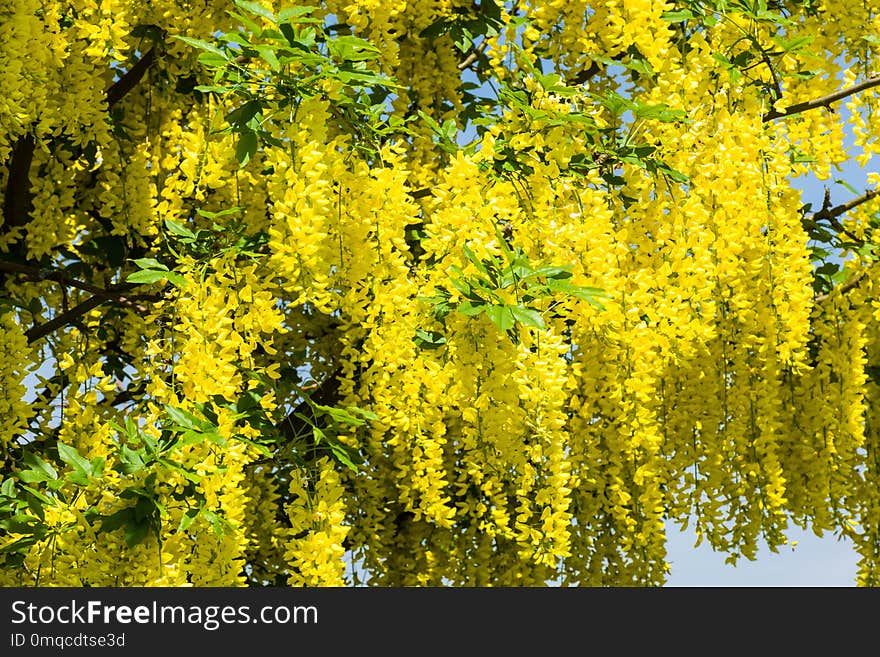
[458,40,489,71]
[31,373,71,408]
[106,47,157,109]
[568,61,603,86]
[23,285,155,344]
[811,187,879,224]
[810,187,880,303]
[763,75,880,122]
[0,260,109,296]
[25,294,107,344]
[813,269,868,304]
[2,134,35,229]
[103,381,147,408]
[3,48,159,233]
[408,188,434,200]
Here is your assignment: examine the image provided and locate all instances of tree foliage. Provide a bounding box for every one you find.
[1,0,880,586]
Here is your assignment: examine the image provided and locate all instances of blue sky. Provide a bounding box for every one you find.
[664,522,859,586]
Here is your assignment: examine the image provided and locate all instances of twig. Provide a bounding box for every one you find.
[811,187,879,224]
[568,60,603,86]
[809,187,880,303]
[813,269,868,304]
[458,40,489,71]
[763,75,880,122]
[806,186,877,246]
[408,188,434,200]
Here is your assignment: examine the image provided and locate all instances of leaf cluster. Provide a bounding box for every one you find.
[418,235,608,345]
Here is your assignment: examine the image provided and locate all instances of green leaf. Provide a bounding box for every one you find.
[100,508,134,533]
[234,0,275,22]
[132,258,168,271]
[457,300,486,316]
[196,52,229,67]
[125,269,168,284]
[0,535,41,557]
[20,484,52,506]
[165,271,188,289]
[236,130,258,167]
[21,453,59,483]
[508,305,545,329]
[254,44,281,71]
[177,508,200,533]
[65,471,90,487]
[57,443,92,477]
[193,85,230,95]
[632,101,687,123]
[90,457,105,478]
[1,514,40,533]
[485,305,515,333]
[277,6,318,22]
[196,206,243,219]
[124,519,151,547]
[226,101,262,127]
[835,179,859,195]
[201,509,225,537]
[173,36,228,59]
[533,265,573,280]
[164,219,196,240]
[118,444,146,475]
[772,35,814,53]
[661,8,696,21]
[157,458,203,484]
[462,244,489,275]
[330,35,381,61]
[278,22,298,47]
[164,405,201,432]
[345,406,378,421]
[226,10,262,35]
[413,329,447,349]
[314,404,367,427]
[329,441,359,473]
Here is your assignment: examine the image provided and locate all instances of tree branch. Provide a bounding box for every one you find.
[813,269,868,304]
[458,40,489,71]
[408,187,434,200]
[763,75,880,122]
[810,187,880,303]
[2,134,35,229]
[25,294,108,344]
[23,284,156,344]
[568,60,603,86]
[103,381,147,408]
[106,47,158,109]
[2,48,159,234]
[811,187,879,224]
[0,260,111,296]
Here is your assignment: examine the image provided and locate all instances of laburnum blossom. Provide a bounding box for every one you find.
[1,0,880,587]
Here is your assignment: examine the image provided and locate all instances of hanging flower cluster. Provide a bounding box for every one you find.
[1,0,880,587]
